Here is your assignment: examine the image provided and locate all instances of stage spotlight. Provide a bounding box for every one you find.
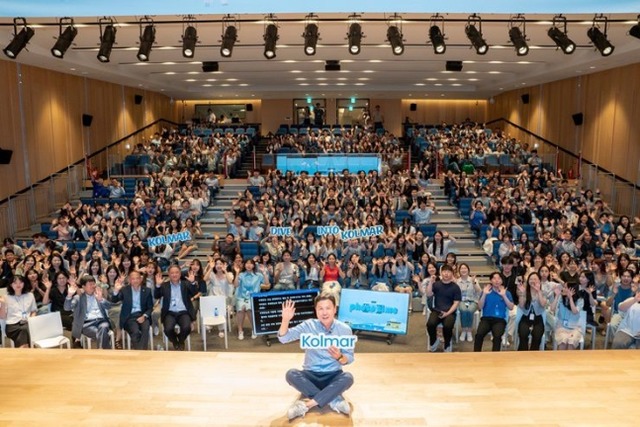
[182,25,197,58]
[548,27,575,54]
[220,25,237,57]
[509,27,529,56]
[263,23,278,59]
[631,16,640,39]
[3,18,35,59]
[137,21,156,62]
[51,19,77,59]
[387,25,404,55]
[429,25,446,54]
[465,19,488,55]
[303,23,319,56]
[97,23,117,63]
[587,26,614,56]
[347,22,363,55]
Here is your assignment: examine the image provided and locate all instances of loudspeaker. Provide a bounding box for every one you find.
[410,103,417,111]
[572,113,584,126]
[202,61,219,72]
[134,95,143,105]
[445,61,463,72]
[521,94,530,104]
[0,149,13,164]
[325,60,340,71]
[82,114,93,127]
[246,103,253,112]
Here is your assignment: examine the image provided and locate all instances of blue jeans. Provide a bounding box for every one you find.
[459,302,478,328]
[285,369,354,407]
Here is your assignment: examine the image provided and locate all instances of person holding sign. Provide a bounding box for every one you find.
[278,295,354,421]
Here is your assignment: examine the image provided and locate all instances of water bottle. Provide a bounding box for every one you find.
[214,307,219,317]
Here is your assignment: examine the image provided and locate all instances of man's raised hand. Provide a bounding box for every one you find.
[281,299,296,323]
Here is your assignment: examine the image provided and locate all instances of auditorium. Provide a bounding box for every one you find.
[1,1,640,426]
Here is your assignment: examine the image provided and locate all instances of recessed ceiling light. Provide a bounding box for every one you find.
[283,60,298,63]
[414,83,425,86]
[369,59,383,63]
[357,77,369,81]
[451,83,462,86]
[426,78,438,81]
[239,83,249,86]
[161,61,177,65]
[337,77,347,81]
[318,83,328,86]
[468,78,479,81]
[317,77,327,81]
[226,78,238,81]
[488,71,502,74]
[164,72,176,75]
[187,71,199,75]
[435,83,442,86]
[202,84,212,87]
[70,68,76,71]
[298,83,309,86]
[354,83,365,86]
[447,78,458,81]
[362,70,375,73]
[336,83,345,86]
[185,79,196,82]
[221,84,230,87]
[290,70,303,73]
[295,78,307,81]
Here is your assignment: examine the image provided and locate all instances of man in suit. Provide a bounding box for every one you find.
[111,271,154,350]
[154,265,197,350]
[64,275,112,349]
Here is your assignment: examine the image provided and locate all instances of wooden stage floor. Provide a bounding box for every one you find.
[0,349,638,427]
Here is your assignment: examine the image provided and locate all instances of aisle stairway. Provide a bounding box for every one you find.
[424,179,496,281]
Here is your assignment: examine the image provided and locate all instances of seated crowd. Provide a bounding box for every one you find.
[1,121,639,353]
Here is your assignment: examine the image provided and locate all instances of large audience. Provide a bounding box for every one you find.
[1,120,639,353]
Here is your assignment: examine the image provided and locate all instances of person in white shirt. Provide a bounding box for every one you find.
[0,275,37,347]
[612,291,640,349]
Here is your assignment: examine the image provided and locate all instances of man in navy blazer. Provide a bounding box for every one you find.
[111,271,154,350]
[154,265,197,350]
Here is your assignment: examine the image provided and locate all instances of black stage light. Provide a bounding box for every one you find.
[387,25,404,55]
[631,16,640,39]
[263,23,278,59]
[220,25,237,57]
[3,18,35,59]
[97,23,117,63]
[51,19,77,59]
[348,22,362,55]
[587,26,614,56]
[429,25,446,54]
[137,23,156,62]
[182,25,198,58]
[548,26,576,54]
[465,22,488,55]
[303,23,319,56]
[509,26,529,56]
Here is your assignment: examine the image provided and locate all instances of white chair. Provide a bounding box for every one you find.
[28,312,71,349]
[553,310,587,350]
[0,318,14,348]
[123,327,154,350]
[200,295,229,351]
[82,330,115,349]
[163,326,192,351]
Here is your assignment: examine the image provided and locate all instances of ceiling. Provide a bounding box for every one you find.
[1,10,639,100]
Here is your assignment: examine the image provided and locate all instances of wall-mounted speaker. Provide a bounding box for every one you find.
[246,103,253,112]
[521,94,530,104]
[82,114,93,127]
[134,95,143,105]
[0,149,13,164]
[445,61,463,72]
[572,113,584,126]
[202,61,219,72]
[410,103,417,111]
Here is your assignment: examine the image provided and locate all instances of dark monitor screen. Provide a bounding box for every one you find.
[251,289,319,336]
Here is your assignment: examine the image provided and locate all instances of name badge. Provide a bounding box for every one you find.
[563,319,569,328]
[171,298,176,307]
[21,311,27,320]
[529,312,535,321]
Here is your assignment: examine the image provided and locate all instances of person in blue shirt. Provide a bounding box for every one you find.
[278,295,354,421]
[473,272,515,352]
[233,259,268,340]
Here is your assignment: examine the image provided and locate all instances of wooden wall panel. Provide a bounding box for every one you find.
[400,99,487,126]
[0,62,172,200]
[488,63,640,184]
[0,60,25,200]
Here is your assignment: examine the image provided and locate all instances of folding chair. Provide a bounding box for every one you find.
[200,296,229,350]
[28,312,71,349]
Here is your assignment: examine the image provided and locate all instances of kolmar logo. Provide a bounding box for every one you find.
[300,333,358,349]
